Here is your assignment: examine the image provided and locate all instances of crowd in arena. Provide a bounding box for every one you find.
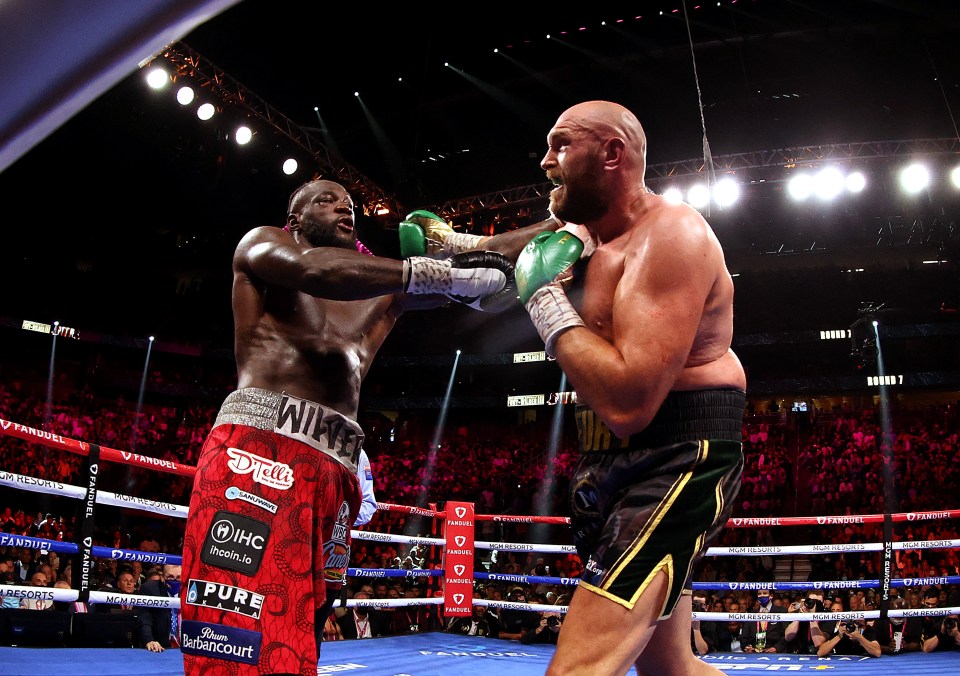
[0,380,958,649]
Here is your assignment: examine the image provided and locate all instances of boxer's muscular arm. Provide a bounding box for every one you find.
[477,217,562,260]
[552,212,716,438]
[237,226,404,299]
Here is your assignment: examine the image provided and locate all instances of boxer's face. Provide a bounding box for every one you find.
[542,121,609,225]
[290,180,356,250]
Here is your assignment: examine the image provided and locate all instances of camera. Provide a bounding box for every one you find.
[546,616,560,627]
[943,618,957,632]
[803,598,823,612]
[843,621,858,633]
[692,600,705,613]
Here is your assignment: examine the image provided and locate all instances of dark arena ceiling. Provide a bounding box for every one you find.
[0,0,958,382]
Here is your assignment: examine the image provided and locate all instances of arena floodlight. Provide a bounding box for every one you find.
[900,163,929,194]
[662,187,683,204]
[686,183,710,209]
[950,165,960,189]
[176,86,195,105]
[846,171,866,193]
[787,173,813,201]
[234,126,252,145]
[813,167,845,201]
[282,158,298,175]
[196,103,215,121]
[145,67,168,89]
[713,177,740,207]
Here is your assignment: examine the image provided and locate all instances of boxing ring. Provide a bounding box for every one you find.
[1,417,959,675]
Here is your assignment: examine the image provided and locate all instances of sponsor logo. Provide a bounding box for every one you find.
[492,516,535,523]
[728,582,780,590]
[200,511,270,576]
[186,579,264,619]
[103,594,172,608]
[0,588,55,600]
[906,512,951,521]
[323,501,351,584]
[454,507,467,518]
[728,546,782,554]
[812,543,865,552]
[453,565,465,576]
[445,549,473,556]
[901,577,949,587]
[813,580,862,589]
[453,594,465,605]
[225,448,294,491]
[405,570,432,578]
[454,536,466,548]
[732,517,782,526]
[225,486,278,514]
[815,516,866,525]
[119,451,178,470]
[446,520,472,526]
[488,574,526,583]
[559,577,580,586]
[0,472,65,490]
[109,549,167,564]
[355,570,387,578]
[180,620,261,665]
[903,608,948,617]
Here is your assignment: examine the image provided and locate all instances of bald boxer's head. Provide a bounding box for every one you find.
[542,100,648,226]
[286,179,357,251]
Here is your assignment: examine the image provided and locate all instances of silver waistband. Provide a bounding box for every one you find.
[214,387,363,473]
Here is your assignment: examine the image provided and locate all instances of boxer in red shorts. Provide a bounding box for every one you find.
[180,179,553,675]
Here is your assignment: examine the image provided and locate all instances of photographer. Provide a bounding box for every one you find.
[875,596,923,655]
[521,610,563,645]
[922,615,960,652]
[784,591,827,654]
[690,591,716,656]
[816,618,881,657]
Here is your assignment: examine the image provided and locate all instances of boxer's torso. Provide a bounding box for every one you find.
[574,194,746,398]
[233,275,399,421]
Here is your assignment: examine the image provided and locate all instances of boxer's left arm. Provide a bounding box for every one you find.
[533,206,718,438]
[400,209,563,261]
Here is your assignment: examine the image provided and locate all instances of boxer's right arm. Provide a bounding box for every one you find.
[237,226,512,309]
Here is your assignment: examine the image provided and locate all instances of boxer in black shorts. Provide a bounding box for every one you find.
[515,100,747,675]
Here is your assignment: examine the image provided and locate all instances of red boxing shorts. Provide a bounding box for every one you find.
[181,388,362,675]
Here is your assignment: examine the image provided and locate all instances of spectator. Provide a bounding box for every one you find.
[497,587,538,641]
[875,596,923,654]
[741,586,788,653]
[448,604,500,637]
[816,618,881,657]
[19,571,52,610]
[137,563,180,652]
[337,592,387,639]
[783,591,827,654]
[922,613,960,652]
[690,591,716,656]
[521,610,563,645]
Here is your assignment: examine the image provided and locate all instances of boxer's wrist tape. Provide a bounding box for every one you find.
[402,257,449,295]
[558,222,597,258]
[441,231,484,254]
[524,283,585,358]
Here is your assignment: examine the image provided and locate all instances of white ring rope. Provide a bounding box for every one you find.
[0,469,188,518]
[693,607,960,622]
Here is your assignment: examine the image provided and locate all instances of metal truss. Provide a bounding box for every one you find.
[155,42,405,217]
[433,138,960,219]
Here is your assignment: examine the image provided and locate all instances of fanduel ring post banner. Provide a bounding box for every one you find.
[443,501,475,617]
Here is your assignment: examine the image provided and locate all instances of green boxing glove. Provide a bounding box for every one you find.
[398,209,484,259]
[515,230,585,304]
[516,230,587,357]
